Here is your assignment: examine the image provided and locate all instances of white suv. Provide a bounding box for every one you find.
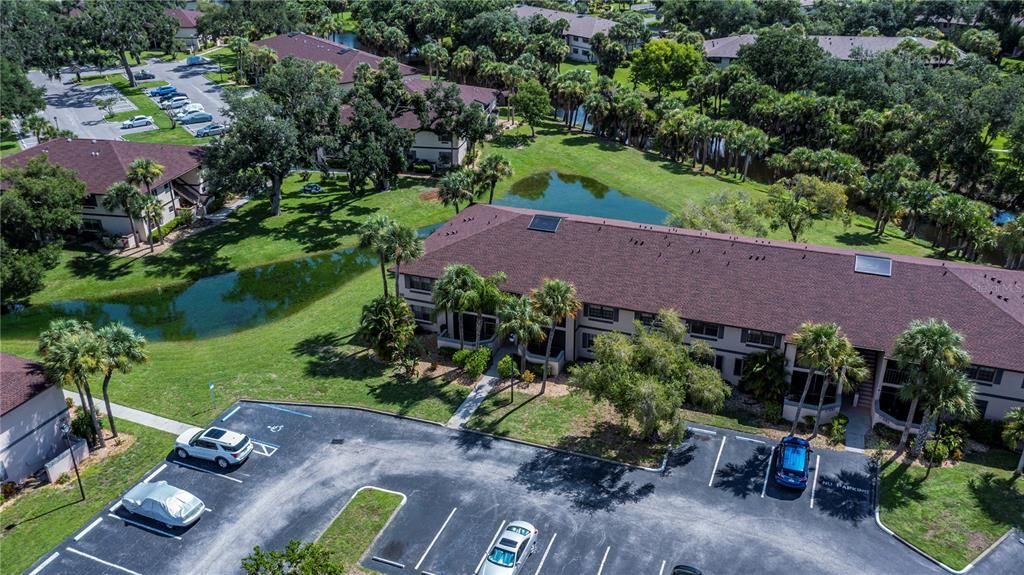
[175,427,253,468]
[161,96,191,109]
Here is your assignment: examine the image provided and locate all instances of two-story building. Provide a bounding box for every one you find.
[1,139,205,247]
[511,4,640,63]
[704,34,963,67]
[164,8,203,50]
[398,204,1024,428]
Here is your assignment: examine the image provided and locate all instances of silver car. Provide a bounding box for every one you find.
[121,481,205,528]
[481,521,538,575]
[161,96,190,109]
[175,426,253,468]
[121,115,153,129]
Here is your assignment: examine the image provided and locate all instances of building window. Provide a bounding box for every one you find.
[635,311,657,326]
[572,48,579,54]
[410,304,432,322]
[882,364,910,385]
[787,370,835,406]
[584,303,618,322]
[878,385,922,424]
[82,194,98,208]
[688,320,722,339]
[965,365,998,385]
[406,275,433,292]
[741,329,778,348]
[582,50,590,57]
[974,400,989,419]
[733,358,745,377]
[439,152,452,165]
[715,355,724,371]
[581,332,597,350]
[80,218,103,233]
[438,135,451,144]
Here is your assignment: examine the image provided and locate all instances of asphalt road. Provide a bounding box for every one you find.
[23,403,1023,575]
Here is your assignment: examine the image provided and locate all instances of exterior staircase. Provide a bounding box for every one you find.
[856,348,879,409]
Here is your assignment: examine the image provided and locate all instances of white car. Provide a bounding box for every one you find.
[175,426,253,468]
[121,115,154,129]
[121,481,205,528]
[481,521,538,575]
[161,96,191,110]
[173,103,205,118]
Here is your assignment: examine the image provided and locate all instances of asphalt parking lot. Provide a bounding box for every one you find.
[24,402,1021,575]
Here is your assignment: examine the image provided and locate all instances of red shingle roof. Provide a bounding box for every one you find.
[254,33,418,85]
[164,8,202,29]
[1,139,202,196]
[1,353,52,417]
[402,204,1024,372]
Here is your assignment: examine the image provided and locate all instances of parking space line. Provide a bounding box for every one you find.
[475,520,507,574]
[415,507,457,570]
[221,406,241,421]
[596,546,611,575]
[709,436,727,486]
[810,454,821,508]
[27,552,59,575]
[688,427,717,436]
[658,559,666,575]
[110,501,122,513]
[251,439,280,449]
[735,436,765,445]
[144,464,167,483]
[259,404,312,418]
[73,517,103,541]
[371,556,405,569]
[172,460,243,483]
[533,532,556,575]
[66,547,144,575]
[761,446,774,498]
[107,513,183,540]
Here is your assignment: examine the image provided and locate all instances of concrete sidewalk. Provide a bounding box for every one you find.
[446,376,497,428]
[63,390,193,435]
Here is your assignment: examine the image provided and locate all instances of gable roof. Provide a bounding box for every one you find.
[164,8,202,29]
[511,5,616,39]
[1,353,52,417]
[341,78,500,130]
[1,139,202,196]
[704,34,959,62]
[402,204,1024,372]
[254,32,418,85]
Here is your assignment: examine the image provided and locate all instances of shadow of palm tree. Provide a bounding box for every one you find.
[68,251,136,281]
[814,467,875,523]
[714,445,772,498]
[290,331,380,378]
[877,461,928,512]
[968,472,1024,528]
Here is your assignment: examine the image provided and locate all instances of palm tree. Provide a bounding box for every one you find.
[1002,407,1024,478]
[126,157,167,203]
[530,279,581,392]
[498,295,546,375]
[432,264,481,349]
[810,338,868,439]
[474,154,513,204]
[464,272,507,346]
[438,170,474,214]
[789,322,844,436]
[23,115,49,141]
[102,182,144,246]
[358,215,397,297]
[137,194,163,252]
[383,223,424,296]
[922,370,978,468]
[38,319,105,447]
[892,319,972,451]
[95,322,147,438]
[227,36,249,83]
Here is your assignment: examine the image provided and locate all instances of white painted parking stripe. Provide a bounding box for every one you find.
[596,546,611,575]
[761,446,774,498]
[74,517,103,541]
[735,436,765,445]
[810,454,821,509]
[415,507,457,570]
[476,520,507,574]
[27,552,59,575]
[658,559,666,575]
[172,460,243,483]
[259,404,312,418]
[144,464,167,483]
[66,547,144,575]
[221,406,241,421]
[107,513,183,540]
[109,501,122,513]
[688,427,717,436]
[371,556,405,568]
[533,532,557,575]
[709,436,727,487]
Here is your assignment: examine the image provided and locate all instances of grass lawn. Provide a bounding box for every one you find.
[1,132,19,158]
[80,73,203,145]
[560,61,686,99]
[318,488,403,573]
[879,449,1024,570]
[0,422,173,575]
[126,50,190,65]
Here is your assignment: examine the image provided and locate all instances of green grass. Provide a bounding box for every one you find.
[680,407,763,435]
[560,61,686,99]
[79,73,203,145]
[879,450,1024,570]
[1,131,19,158]
[126,50,190,65]
[0,422,173,575]
[318,488,403,573]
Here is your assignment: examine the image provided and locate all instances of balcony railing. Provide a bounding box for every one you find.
[437,328,497,350]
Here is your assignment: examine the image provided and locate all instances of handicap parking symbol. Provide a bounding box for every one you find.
[267,424,283,433]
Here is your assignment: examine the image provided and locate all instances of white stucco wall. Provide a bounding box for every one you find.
[0,386,69,483]
[411,132,469,166]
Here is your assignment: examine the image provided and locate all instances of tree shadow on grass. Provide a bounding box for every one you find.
[290,331,382,379]
[555,420,669,469]
[968,472,1024,529]
[560,133,625,152]
[67,251,136,281]
[878,459,928,512]
[368,374,469,417]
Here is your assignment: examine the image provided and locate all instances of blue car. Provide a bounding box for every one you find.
[775,436,812,489]
[179,112,214,125]
[149,85,177,97]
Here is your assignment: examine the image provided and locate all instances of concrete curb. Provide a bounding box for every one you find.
[314,485,408,567]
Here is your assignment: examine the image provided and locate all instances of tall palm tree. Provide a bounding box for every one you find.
[530,279,581,392]
[922,370,978,467]
[810,338,868,439]
[102,182,144,246]
[892,318,972,451]
[38,319,105,447]
[432,264,481,349]
[358,215,397,297]
[498,295,547,375]
[23,115,49,141]
[384,223,424,297]
[464,272,507,346]
[1002,407,1024,478]
[95,322,147,438]
[474,154,513,204]
[227,36,249,83]
[126,157,167,204]
[438,170,474,214]
[789,322,843,435]
[137,194,163,252]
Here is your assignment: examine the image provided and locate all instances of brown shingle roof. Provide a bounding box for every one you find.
[511,5,616,39]
[254,33,418,85]
[1,353,52,417]
[341,79,500,130]
[402,204,1024,372]
[164,8,202,29]
[1,139,202,196]
[704,34,960,62]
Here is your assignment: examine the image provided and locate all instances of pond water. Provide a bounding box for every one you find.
[494,171,669,225]
[7,249,376,342]
[328,32,361,50]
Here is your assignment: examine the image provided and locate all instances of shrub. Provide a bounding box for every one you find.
[802,415,816,433]
[739,350,788,402]
[926,424,967,463]
[497,355,518,380]
[521,369,536,384]
[56,472,71,485]
[964,418,1004,447]
[1,481,17,499]
[412,161,434,174]
[872,422,902,444]
[762,402,783,424]
[463,347,492,380]
[825,414,849,446]
[71,409,100,445]
[152,208,193,241]
[452,349,473,368]
[872,438,891,462]
[922,439,949,463]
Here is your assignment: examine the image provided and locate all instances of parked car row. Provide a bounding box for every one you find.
[145,84,220,131]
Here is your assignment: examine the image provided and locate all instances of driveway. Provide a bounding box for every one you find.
[24,403,1023,575]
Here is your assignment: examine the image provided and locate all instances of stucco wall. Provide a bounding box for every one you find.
[0,386,68,483]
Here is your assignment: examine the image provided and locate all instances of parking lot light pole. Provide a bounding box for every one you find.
[60,422,86,500]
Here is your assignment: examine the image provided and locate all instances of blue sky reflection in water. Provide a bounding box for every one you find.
[495,170,669,225]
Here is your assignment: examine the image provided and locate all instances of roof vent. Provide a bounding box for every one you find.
[528,214,561,233]
[854,254,892,277]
